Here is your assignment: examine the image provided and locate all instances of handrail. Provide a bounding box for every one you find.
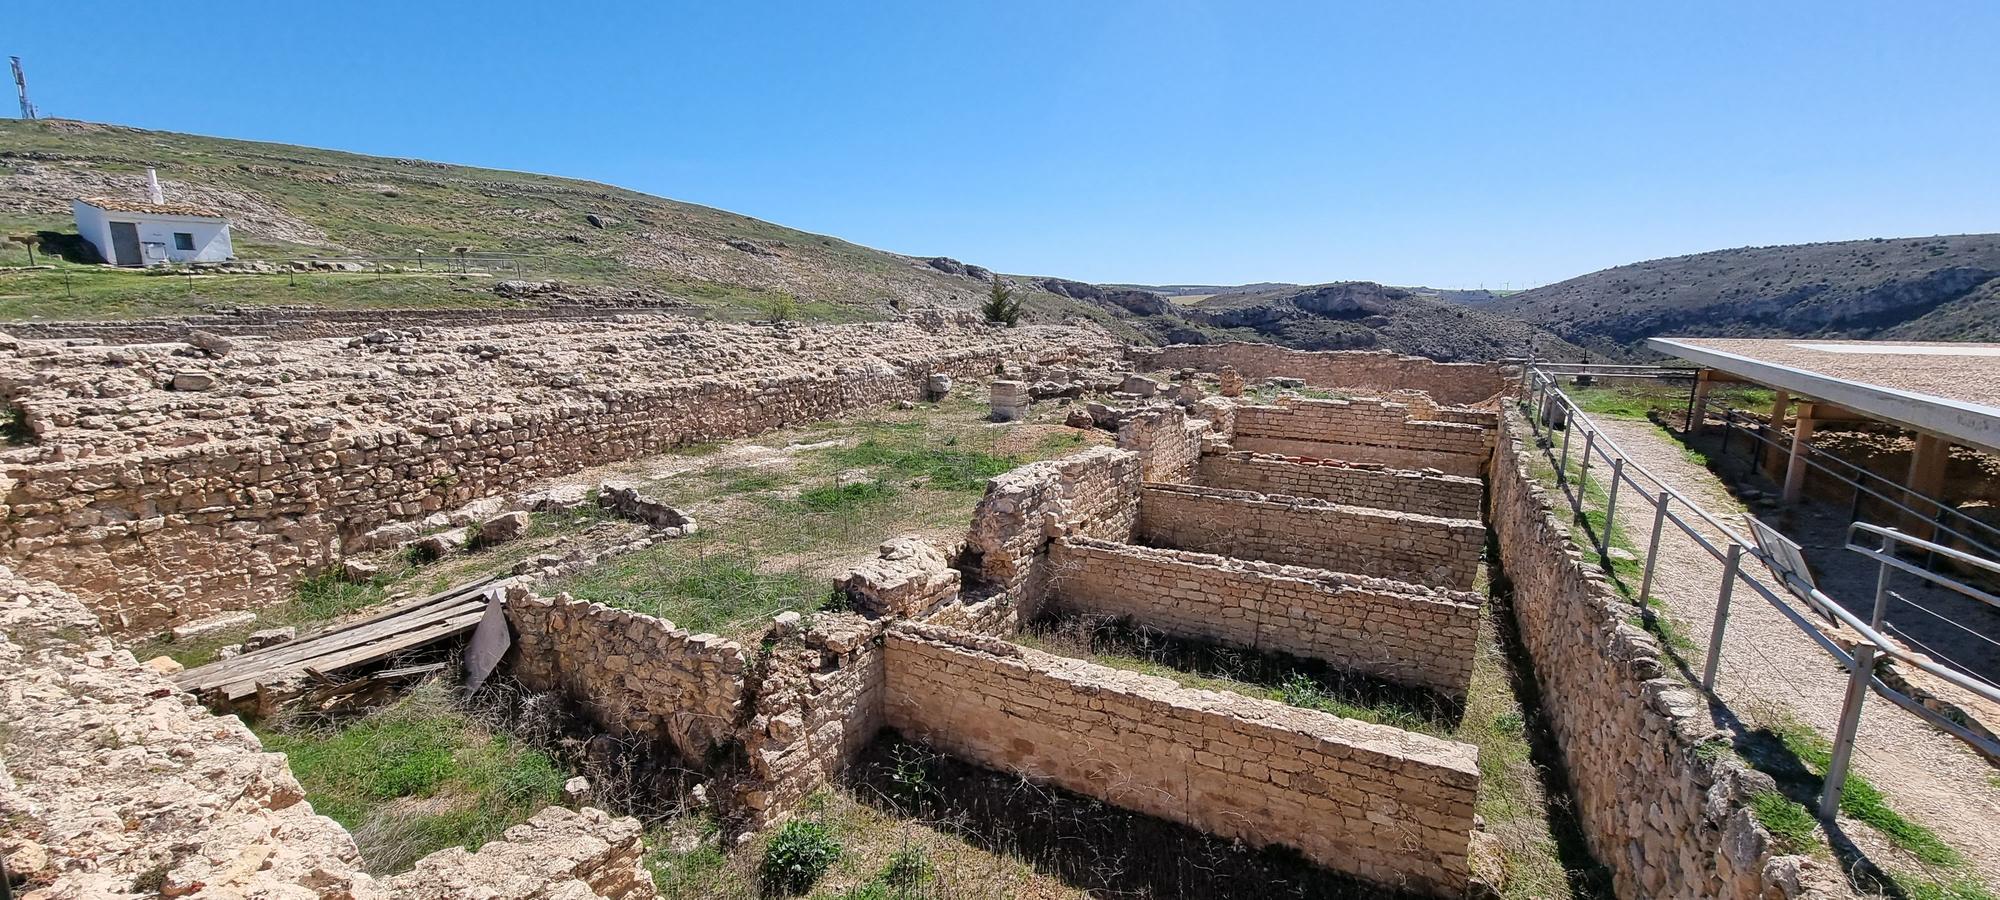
[1520,365,2000,815]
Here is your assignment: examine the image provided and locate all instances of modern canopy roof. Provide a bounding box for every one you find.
[1647,337,2000,455]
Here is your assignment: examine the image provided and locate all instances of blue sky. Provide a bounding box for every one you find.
[11,2,1998,288]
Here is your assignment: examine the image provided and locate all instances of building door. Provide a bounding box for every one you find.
[108,221,142,266]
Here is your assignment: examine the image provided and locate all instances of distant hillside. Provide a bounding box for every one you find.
[1489,235,2000,355]
[0,119,1130,331]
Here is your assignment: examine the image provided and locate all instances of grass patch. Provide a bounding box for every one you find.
[561,553,825,636]
[823,437,1017,492]
[796,479,897,512]
[1750,791,1820,855]
[257,680,565,874]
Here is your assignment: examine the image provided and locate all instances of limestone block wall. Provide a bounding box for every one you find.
[961,446,1140,624]
[1128,343,1504,406]
[1196,449,1485,519]
[735,614,887,828]
[1137,483,1485,590]
[882,623,1480,896]
[1048,538,1481,696]
[1115,404,1210,483]
[1229,397,1496,476]
[0,566,654,899]
[506,589,749,762]
[1489,412,1824,900]
[0,318,1117,629]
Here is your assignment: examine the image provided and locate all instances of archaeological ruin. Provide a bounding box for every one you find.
[0,319,1841,899]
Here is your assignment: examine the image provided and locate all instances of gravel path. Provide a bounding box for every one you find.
[1589,417,2000,889]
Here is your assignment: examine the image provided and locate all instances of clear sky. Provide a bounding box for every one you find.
[10,2,1998,289]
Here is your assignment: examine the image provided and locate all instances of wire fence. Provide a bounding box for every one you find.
[1519,362,2000,819]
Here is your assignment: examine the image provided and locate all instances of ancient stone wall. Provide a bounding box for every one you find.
[1229,397,1496,476]
[1128,342,1504,406]
[0,565,654,899]
[736,613,887,829]
[1136,483,1485,590]
[1196,449,1485,519]
[2,304,698,343]
[1115,403,1210,483]
[0,317,1117,629]
[1048,538,1480,696]
[881,623,1479,896]
[1489,411,1824,899]
[506,588,749,762]
[961,446,1140,625]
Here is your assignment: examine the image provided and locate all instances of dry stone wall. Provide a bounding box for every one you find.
[1196,449,1485,519]
[1137,483,1485,590]
[1047,538,1480,696]
[1128,343,1504,406]
[882,623,1480,897]
[0,565,654,900]
[1115,403,1210,483]
[736,613,887,828]
[961,446,1140,625]
[0,317,1117,629]
[1230,397,1496,476]
[505,587,749,762]
[1489,411,1831,900]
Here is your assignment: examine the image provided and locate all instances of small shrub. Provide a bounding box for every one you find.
[766,292,797,324]
[761,818,841,895]
[980,275,1022,327]
[881,845,932,890]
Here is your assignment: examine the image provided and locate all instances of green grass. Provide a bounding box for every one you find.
[562,553,827,636]
[256,681,566,874]
[796,479,898,512]
[1749,792,1820,856]
[822,437,1019,493]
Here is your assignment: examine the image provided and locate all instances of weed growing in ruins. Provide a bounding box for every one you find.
[762,817,842,894]
[1749,791,1819,855]
[797,479,898,512]
[257,680,566,874]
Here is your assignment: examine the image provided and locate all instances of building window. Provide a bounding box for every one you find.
[173,232,195,251]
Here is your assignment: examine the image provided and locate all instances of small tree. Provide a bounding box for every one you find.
[765,291,797,324]
[981,274,1023,327]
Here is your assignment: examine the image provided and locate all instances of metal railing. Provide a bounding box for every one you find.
[1519,364,2000,819]
[1707,404,2000,563]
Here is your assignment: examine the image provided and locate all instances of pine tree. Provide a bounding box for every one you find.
[981,274,1022,327]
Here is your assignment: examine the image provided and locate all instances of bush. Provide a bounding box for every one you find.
[980,275,1022,327]
[761,818,841,894]
[766,292,798,324]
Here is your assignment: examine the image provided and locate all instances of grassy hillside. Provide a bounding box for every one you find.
[1487,235,2000,355]
[0,118,1143,332]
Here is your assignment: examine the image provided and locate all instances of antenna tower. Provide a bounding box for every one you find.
[11,57,37,119]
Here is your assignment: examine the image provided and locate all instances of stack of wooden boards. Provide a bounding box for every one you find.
[175,575,505,711]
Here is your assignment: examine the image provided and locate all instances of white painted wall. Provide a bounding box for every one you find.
[70,201,234,266]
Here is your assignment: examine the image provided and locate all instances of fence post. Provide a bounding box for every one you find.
[1639,490,1670,603]
[1557,415,1574,485]
[1703,543,1742,690]
[1720,410,1732,455]
[1821,641,1874,820]
[1601,458,1624,557]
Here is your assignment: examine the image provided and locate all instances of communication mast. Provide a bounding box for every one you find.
[11,57,37,119]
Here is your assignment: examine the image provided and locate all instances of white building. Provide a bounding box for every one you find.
[72,194,234,267]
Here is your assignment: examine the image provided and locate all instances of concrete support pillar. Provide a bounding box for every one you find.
[1905,433,1952,538]
[1760,390,1792,479]
[1782,415,1818,504]
[1690,370,1715,435]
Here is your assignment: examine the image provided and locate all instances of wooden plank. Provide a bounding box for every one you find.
[174,577,498,687]
[214,608,488,700]
[177,595,486,691]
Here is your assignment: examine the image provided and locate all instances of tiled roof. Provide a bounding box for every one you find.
[76,196,226,218]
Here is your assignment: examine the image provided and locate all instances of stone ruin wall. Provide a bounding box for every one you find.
[1047,537,1481,697]
[1229,397,1497,477]
[881,622,1480,897]
[1115,403,1209,483]
[1135,482,1486,591]
[0,317,1118,630]
[1488,411,1826,899]
[0,565,656,900]
[2,304,699,344]
[958,445,1142,627]
[1196,449,1486,519]
[505,587,750,763]
[1128,342,1505,407]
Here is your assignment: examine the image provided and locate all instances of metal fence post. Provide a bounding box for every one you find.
[1639,490,1670,603]
[1821,641,1874,820]
[1601,458,1624,557]
[1703,543,1742,690]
